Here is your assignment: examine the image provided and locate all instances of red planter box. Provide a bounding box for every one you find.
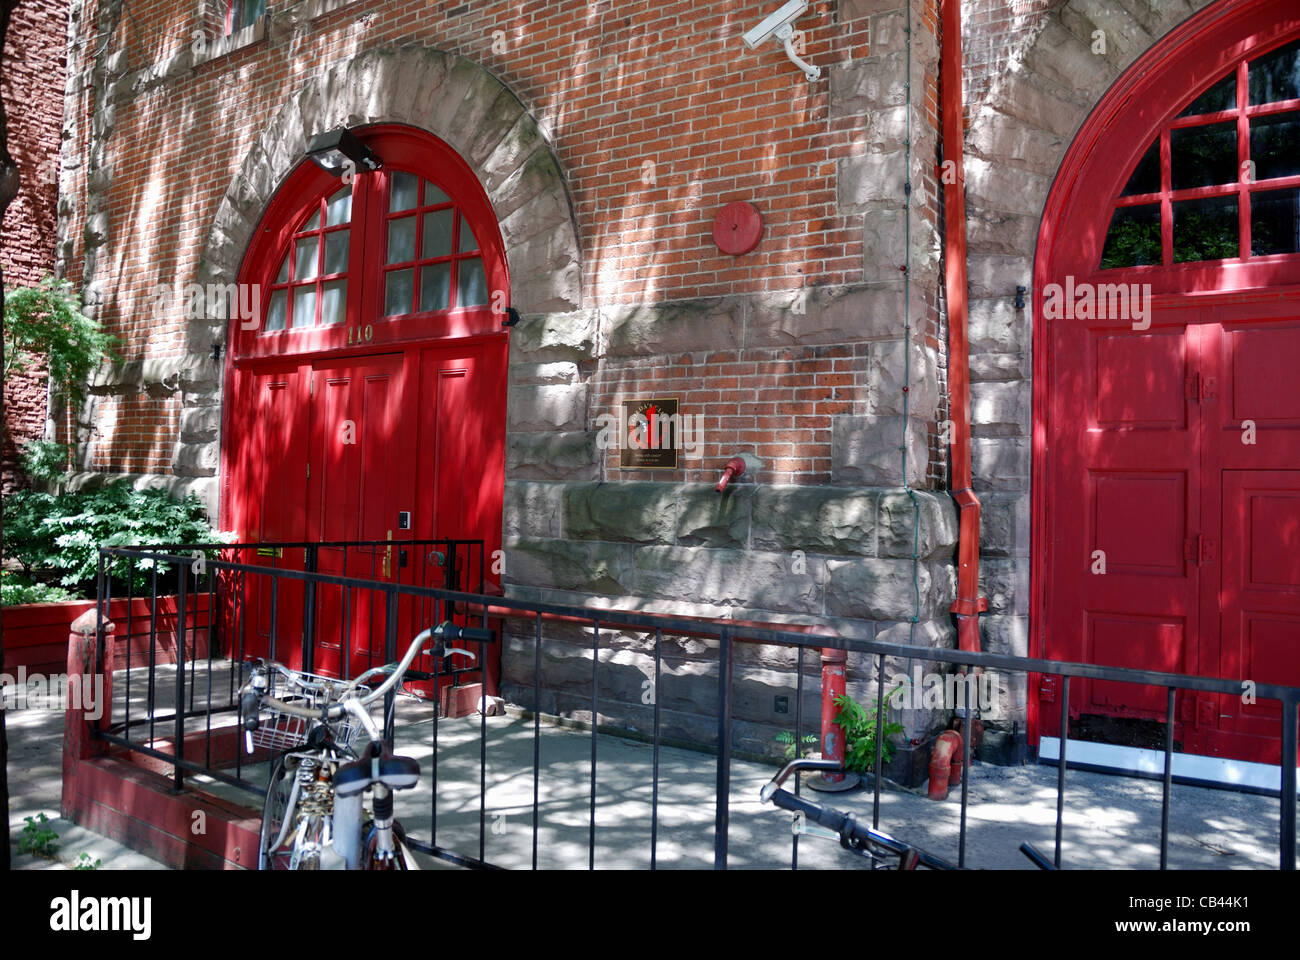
[2,594,213,677]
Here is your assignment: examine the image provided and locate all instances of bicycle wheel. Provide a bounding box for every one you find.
[259,757,296,870]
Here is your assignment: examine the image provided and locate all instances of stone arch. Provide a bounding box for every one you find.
[956,0,1228,667]
[191,44,582,361]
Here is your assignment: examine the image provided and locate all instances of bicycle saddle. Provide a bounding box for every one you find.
[334,741,420,797]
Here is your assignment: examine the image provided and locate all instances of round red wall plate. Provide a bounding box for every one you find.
[712,201,763,256]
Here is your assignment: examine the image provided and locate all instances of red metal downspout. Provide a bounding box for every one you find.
[940,0,987,653]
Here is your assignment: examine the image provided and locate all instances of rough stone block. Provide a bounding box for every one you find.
[971,437,1030,491]
[745,283,907,348]
[180,405,221,442]
[506,431,599,481]
[509,310,597,362]
[978,491,1030,558]
[837,149,905,211]
[507,383,587,432]
[979,557,1029,616]
[750,486,877,556]
[675,485,753,548]
[502,481,567,539]
[831,415,928,487]
[604,297,743,357]
[970,380,1030,435]
[510,361,580,386]
[625,546,824,615]
[825,557,938,621]
[505,538,633,596]
[869,339,939,420]
[173,441,219,477]
[564,482,679,544]
[876,490,957,561]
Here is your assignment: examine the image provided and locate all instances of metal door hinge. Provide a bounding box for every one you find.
[1184,374,1217,401]
[1184,535,1216,565]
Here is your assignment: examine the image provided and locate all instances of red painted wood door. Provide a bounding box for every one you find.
[244,365,309,667]
[1199,304,1300,762]
[306,353,414,679]
[1043,307,1206,746]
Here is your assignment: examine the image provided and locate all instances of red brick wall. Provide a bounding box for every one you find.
[2,0,69,491]
[66,0,956,485]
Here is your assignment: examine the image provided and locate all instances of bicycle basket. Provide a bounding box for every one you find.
[248,668,372,753]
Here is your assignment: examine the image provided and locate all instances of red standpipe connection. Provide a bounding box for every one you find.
[928,729,964,801]
[715,456,747,493]
[819,647,849,784]
[940,0,988,653]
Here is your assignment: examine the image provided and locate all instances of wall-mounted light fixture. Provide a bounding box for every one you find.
[305,127,382,176]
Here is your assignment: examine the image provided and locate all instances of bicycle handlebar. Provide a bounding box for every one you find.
[241,621,495,727]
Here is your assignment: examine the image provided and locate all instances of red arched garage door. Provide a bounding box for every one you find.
[1034,0,1300,767]
[221,124,508,683]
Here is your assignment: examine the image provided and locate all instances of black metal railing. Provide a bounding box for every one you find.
[89,542,1300,870]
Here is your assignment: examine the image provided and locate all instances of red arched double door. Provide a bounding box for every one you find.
[221,125,508,684]
[1035,1,1300,765]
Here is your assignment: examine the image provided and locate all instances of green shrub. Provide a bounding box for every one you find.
[0,573,80,606]
[2,482,225,598]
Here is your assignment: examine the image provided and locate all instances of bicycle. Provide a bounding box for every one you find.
[239,620,494,870]
[760,758,1055,870]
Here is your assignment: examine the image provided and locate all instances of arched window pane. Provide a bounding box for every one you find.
[324,231,349,274]
[303,208,321,232]
[265,289,287,331]
[387,216,416,264]
[423,179,450,205]
[321,280,347,325]
[295,236,319,281]
[1121,140,1161,196]
[1173,195,1239,263]
[385,269,414,316]
[292,285,317,327]
[1179,74,1236,117]
[1249,38,1300,106]
[1250,111,1300,181]
[326,187,352,226]
[275,253,289,284]
[389,172,418,212]
[458,257,488,306]
[1252,188,1300,256]
[1171,121,1238,189]
[1101,204,1161,269]
[420,263,451,312]
[459,214,479,253]
[422,209,454,258]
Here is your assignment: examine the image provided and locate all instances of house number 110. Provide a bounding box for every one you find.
[347,324,374,344]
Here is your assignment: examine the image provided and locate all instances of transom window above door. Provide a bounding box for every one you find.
[233,125,508,361]
[1100,37,1300,270]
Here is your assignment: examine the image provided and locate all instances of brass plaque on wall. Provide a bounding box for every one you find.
[620,397,680,470]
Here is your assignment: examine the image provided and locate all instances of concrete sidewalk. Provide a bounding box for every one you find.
[6,703,168,870]
[6,655,1295,870]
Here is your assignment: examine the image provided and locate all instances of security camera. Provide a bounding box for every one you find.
[742,0,809,49]
[741,0,821,81]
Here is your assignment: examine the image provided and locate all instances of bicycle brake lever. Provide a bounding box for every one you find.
[791,812,839,842]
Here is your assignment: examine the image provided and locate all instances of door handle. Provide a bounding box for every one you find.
[383,530,392,578]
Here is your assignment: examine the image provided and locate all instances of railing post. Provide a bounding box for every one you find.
[302,545,318,674]
[62,610,113,819]
[1282,695,1297,871]
[713,630,733,870]
[174,560,187,792]
[383,586,398,745]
